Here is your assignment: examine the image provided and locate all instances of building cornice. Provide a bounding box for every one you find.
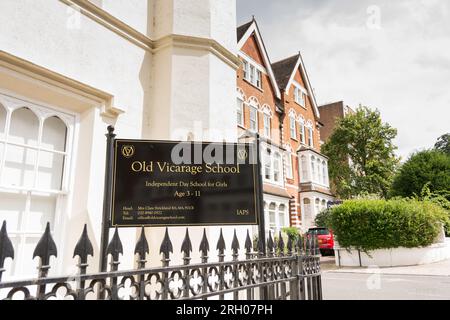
[0,50,122,118]
[62,0,240,69]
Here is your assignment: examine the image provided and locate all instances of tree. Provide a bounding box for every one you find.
[390,150,450,200]
[322,106,399,199]
[434,133,450,154]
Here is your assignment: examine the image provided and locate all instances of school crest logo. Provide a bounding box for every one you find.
[121,145,135,158]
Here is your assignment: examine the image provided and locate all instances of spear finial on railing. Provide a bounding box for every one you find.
[199,228,209,262]
[216,228,226,252]
[73,224,94,268]
[231,229,240,259]
[0,221,14,282]
[267,231,274,256]
[278,231,285,256]
[181,228,192,265]
[33,223,57,274]
[245,229,252,254]
[134,226,149,267]
[106,227,123,270]
[160,227,173,265]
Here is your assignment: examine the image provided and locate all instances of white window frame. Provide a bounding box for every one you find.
[299,121,306,144]
[307,126,314,147]
[285,153,293,179]
[249,105,258,132]
[263,113,271,138]
[294,86,306,107]
[0,93,76,279]
[289,116,296,140]
[236,97,244,127]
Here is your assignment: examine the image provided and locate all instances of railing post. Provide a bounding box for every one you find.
[106,227,123,300]
[134,226,149,300]
[244,229,254,300]
[298,236,306,300]
[267,231,275,300]
[199,228,209,300]
[278,231,287,300]
[181,228,192,299]
[231,229,240,300]
[100,125,116,273]
[216,229,226,300]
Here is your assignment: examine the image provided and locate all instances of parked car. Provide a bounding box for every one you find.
[307,227,335,256]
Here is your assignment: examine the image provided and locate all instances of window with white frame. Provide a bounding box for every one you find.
[243,59,263,89]
[0,94,74,278]
[299,121,306,144]
[307,126,314,147]
[322,160,327,185]
[263,113,271,138]
[311,156,316,182]
[264,149,271,180]
[285,153,293,179]
[236,97,244,127]
[243,60,249,79]
[273,152,281,183]
[294,87,305,107]
[289,116,296,139]
[315,198,320,215]
[300,155,308,182]
[268,202,276,233]
[265,202,288,235]
[249,106,258,132]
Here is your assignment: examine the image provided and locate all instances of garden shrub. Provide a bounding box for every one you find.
[328,198,449,252]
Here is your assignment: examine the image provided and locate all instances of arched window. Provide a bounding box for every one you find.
[249,106,258,132]
[263,113,271,138]
[299,120,305,144]
[303,198,312,226]
[3,108,39,188]
[311,156,316,182]
[321,199,327,212]
[315,198,320,215]
[307,126,314,147]
[289,115,296,139]
[322,160,327,185]
[37,117,67,190]
[269,203,277,233]
[285,153,293,179]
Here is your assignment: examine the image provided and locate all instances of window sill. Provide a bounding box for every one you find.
[294,101,307,109]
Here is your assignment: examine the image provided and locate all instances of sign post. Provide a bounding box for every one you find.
[99,126,116,272]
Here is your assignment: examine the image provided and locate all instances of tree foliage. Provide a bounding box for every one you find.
[321,106,399,199]
[390,150,450,200]
[434,133,450,154]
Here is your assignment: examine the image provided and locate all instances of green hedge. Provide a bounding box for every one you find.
[329,199,449,251]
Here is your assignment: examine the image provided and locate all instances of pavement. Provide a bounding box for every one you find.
[320,256,450,277]
[320,256,450,299]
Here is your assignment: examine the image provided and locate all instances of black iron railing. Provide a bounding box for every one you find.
[0,221,322,300]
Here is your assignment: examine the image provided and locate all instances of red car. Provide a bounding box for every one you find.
[307,227,335,256]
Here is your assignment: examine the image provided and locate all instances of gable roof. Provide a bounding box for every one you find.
[237,19,281,99]
[272,53,320,119]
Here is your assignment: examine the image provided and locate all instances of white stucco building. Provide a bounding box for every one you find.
[0,0,243,279]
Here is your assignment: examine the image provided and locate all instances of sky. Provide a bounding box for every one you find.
[237,0,450,160]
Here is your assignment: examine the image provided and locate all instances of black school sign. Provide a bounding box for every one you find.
[111,139,260,227]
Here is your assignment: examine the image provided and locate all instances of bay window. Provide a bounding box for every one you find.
[273,152,281,183]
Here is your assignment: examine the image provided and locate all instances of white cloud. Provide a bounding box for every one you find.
[238,0,450,160]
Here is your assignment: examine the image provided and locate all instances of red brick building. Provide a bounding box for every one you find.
[319,101,355,143]
[236,19,334,234]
